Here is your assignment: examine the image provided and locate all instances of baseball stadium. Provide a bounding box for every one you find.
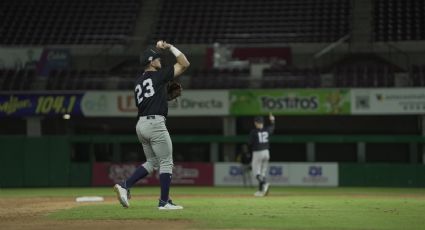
[1,0,425,229]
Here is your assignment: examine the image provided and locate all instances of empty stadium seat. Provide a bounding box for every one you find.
[374,0,425,41]
[153,0,351,44]
[333,65,395,88]
[0,0,141,45]
[262,67,321,88]
[190,68,250,89]
[0,68,36,91]
[409,65,425,87]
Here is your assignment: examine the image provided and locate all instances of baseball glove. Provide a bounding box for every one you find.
[167,81,182,101]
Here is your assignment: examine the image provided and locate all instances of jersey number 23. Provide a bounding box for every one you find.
[135,79,155,104]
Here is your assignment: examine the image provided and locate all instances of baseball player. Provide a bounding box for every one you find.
[249,113,275,197]
[114,40,190,210]
[237,144,252,187]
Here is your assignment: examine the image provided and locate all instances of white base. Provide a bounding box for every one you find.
[75,196,104,202]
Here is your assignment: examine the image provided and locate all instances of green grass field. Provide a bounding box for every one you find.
[1,187,425,230]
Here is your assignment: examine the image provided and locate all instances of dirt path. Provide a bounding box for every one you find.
[0,197,190,230]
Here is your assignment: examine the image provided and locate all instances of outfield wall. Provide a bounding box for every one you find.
[1,136,425,188]
[339,163,425,187]
[0,136,91,187]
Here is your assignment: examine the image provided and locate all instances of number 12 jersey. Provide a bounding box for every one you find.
[249,124,275,151]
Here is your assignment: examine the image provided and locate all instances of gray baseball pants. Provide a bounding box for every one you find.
[136,115,173,174]
[252,149,270,178]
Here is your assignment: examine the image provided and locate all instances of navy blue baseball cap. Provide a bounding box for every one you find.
[254,116,264,123]
[140,47,161,66]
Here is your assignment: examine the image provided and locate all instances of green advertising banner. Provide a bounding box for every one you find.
[230,89,351,115]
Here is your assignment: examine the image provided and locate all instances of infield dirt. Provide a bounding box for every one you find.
[0,197,190,230]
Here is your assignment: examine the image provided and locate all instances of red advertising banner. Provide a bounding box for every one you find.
[232,47,292,65]
[92,162,213,186]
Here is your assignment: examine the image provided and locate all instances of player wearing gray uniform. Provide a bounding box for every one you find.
[114,40,190,210]
[249,113,275,197]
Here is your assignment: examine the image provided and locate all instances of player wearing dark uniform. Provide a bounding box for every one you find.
[114,41,190,210]
[249,113,275,197]
[238,144,252,187]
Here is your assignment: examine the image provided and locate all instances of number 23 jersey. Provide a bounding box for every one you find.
[134,66,174,117]
[249,124,275,151]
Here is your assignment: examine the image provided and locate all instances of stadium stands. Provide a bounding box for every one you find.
[44,69,146,90]
[3,63,424,90]
[334,65,395,88]
[190,68,250,89]
[0,0,141,45]
[409,65,425,87]
[262,67,321,88]
[374,0,425,41]
[4,65,421,91]
[46,69,108,90]
[1,0,424,90]
[154,0,351,44]
[0,69,36,91]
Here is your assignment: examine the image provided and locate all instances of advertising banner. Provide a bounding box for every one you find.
[214,162,248,186]
[267,163,291,185]
[214,162,338,187]
[229,89,350,115]
[168,90,229,116]
[9,88,425,117]
[214,162,290,186]
[92,162,214,186]
[0,47,42,68]
[288,163,338,187]
[351,88,425,114]
[38,48,71,76]
[81,90,229,117]
[81,91,128,117]
[0,93,83,117]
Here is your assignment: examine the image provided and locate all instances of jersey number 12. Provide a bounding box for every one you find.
[258,131,269,143]
[135,79,155,104]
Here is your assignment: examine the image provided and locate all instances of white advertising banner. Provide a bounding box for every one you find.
[288,163,339,187]
[214,162,247,186]
[351,88,425,114]
[0,47,43,68]
[214,162,338,187]
[267,163,291,185]
[81,90,229,117]
[81,91,132,117]
[168,90,229,116]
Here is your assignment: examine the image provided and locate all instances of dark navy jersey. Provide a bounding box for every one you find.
[249,123,275,151]
[240,151,252,165]
[134,66,174,117]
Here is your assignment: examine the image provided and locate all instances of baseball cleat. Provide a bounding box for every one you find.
[127,188,131,200]
[263,183,270,196]
[113,184,130,208]
[158,199,183,210]
[254,191,265,197]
